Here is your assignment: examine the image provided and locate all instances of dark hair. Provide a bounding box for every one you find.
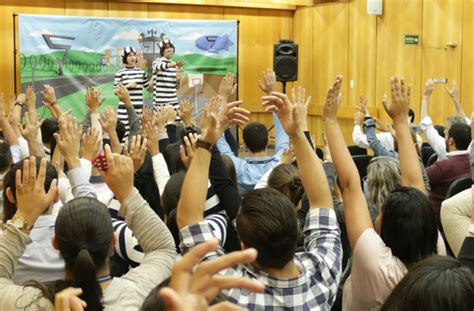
[381,255,474,311]
[159,43,175,57]
[408,108,415,123]
[161,171,186,217]
[41,118,59,145]
[434,125,445,138]
[2,157,57,222]
[163,144,187,175]
[268,163,304,206]
[122,49,136,65]
[116,120,126,143]
[236,188,298,269]
[221,155,237,187]
[140,277,171,311]
[55,197,114,310]
[243,122,268,153]
[381,187,438,266]
[0,142,11,173]
[448,122,471,150]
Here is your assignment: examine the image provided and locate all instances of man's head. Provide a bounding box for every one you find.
[242,122,268,153]
[236,188,298,269]
[408,108,415,124]
[445,122,471,152]
[446,115,467,130]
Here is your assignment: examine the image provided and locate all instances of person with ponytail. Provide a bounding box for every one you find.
[0,145,176,310]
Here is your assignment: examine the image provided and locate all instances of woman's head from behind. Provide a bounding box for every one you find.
[376,187,438,266]
[382,255,474,311]
[366,156,401,211]
[2,157,58,223]
[267,163,304,206]
[53,197,114,310]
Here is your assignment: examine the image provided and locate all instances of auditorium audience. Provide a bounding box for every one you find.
[0,64,473,311]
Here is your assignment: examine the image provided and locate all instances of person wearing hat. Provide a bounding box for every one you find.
[151,38,184,115]
[114,46,150,139]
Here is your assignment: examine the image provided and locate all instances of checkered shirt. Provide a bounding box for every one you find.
[179,208,342,310]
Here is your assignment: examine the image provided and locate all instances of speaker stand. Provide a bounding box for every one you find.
[282,81,287,94]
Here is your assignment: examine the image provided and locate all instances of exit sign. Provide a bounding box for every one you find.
[404,35,419,45]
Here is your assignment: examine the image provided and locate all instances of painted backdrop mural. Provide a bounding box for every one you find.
[18,14,237,119]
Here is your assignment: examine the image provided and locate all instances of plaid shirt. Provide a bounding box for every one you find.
[179,208,342,310]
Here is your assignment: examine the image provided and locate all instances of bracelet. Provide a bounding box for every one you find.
[195,138,213,152]
[15,101,24,107]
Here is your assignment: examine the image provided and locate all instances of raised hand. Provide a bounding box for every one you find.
[200,98,250,145]
[179,133,198,168]
[41,84,57,107]
[424,79,434,97]
[25,85,37,111]
[141,106,155,127]
[383,77,411,124]
[115,84,132,106]
[19,111,42,142]
[280,147,295,164]
[123,135,148,173]
[322,75,343,122]
[258,68,276,95]
[262,92,299,136]
[100,106,118,134]
[446,80,458,99]
[53,114,83,169]
[14,157,58,226]
[292,86,311,131]
[55,287,87,311]
[179,98,194,127]
[176,60,185,68]
[165,105,177,124]
[218,72,237,101]
[159,239,264,311]
[144,121,160,156]
[354,111,364,126]
[85,87,105,113]
[155,106,167,133]
[100,144,135,202]
[81,127,101,162]
[354,95,369,116]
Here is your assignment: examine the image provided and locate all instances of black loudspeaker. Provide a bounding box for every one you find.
[273,40,298,82]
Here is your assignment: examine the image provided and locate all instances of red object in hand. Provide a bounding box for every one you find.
[92,151,108,171]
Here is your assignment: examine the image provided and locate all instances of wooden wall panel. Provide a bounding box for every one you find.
[224,7,261,113]
[312,3,349,111]
[0,0,66,99]
[375,0,423,124]
[347,0,376,116]
[421,0,463,125]
[293,6,314,92]
[461,0,474,114]
[108,2,149,18]
[65,1,108,17]
[148,4,224,19]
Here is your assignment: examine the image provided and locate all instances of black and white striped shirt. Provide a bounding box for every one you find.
[152,57,179,109]
[114,67,149,136]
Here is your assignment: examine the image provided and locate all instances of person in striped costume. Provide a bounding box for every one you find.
[152,38,184,114]
[114,46,149,139]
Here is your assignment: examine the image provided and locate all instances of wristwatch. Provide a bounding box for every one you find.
[195,138,213,152]
[10,215,34,232]
[469,224,474,235]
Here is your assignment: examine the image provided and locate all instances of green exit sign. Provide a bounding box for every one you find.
[404,35,419,45]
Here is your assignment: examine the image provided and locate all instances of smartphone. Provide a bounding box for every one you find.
[432,78,448,84]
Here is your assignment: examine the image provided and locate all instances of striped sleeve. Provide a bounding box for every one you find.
[112,218,144,268]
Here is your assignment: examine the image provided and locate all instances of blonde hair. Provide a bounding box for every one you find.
[367,156,402,211]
